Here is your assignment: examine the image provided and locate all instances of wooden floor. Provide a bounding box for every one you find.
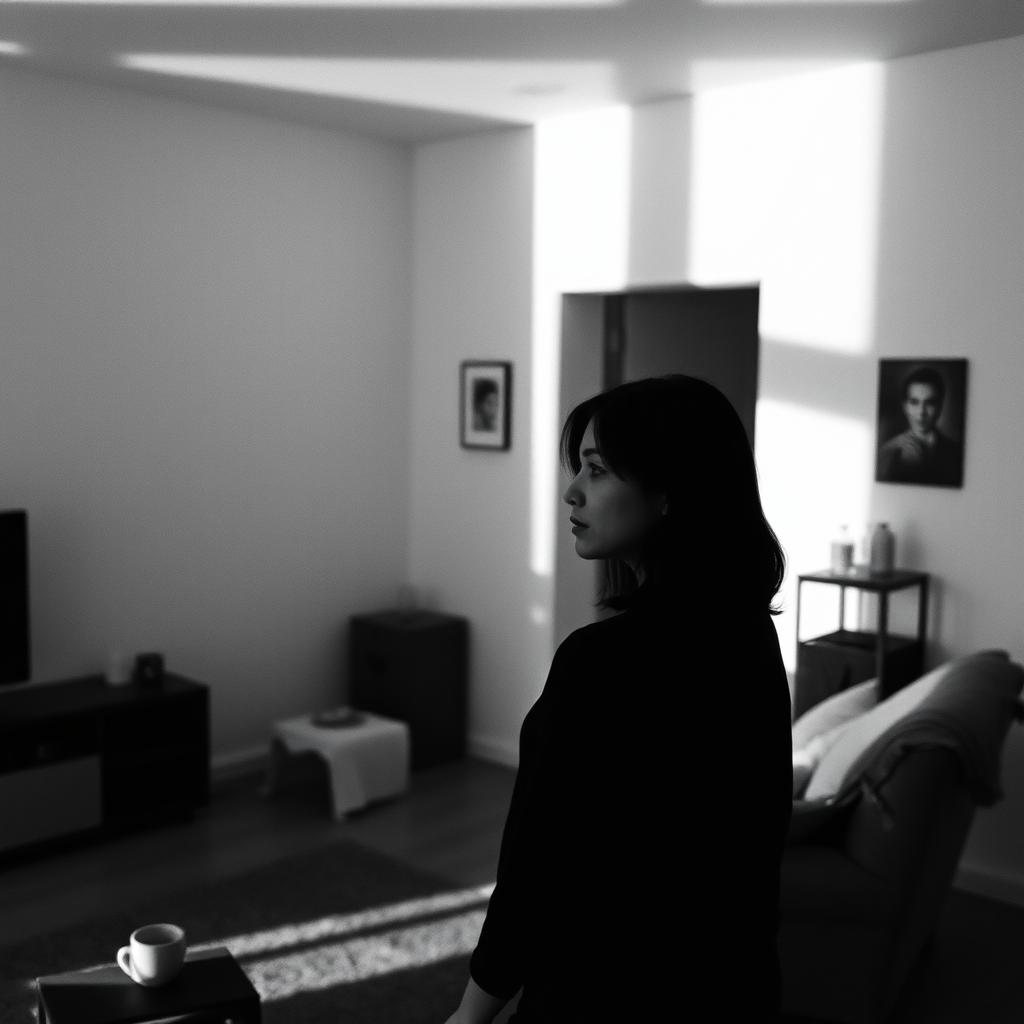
[0,756,516,946]
[2,757,1023,1023]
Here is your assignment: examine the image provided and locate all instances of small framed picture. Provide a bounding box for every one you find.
[460,361,512,451]
[875,358,968,488]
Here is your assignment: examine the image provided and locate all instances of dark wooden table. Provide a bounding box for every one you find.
[36,947,260,1024]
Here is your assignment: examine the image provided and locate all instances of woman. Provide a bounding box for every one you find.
[445,375,793,1023]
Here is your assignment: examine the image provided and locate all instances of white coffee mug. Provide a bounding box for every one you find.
[117,923,186,987]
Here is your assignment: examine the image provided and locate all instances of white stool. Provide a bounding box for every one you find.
[267,710,410,819]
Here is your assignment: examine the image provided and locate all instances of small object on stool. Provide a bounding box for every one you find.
[36,946,260,1024]
[311,706,365,729]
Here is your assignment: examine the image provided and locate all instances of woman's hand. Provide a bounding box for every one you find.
[443,977,507,1024]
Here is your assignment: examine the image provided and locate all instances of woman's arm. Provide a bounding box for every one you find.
[443,976,509,1024]
[459,636,579,1013]
[465,706,541,998]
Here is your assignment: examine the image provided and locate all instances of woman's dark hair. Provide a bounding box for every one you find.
[560,374,785,614]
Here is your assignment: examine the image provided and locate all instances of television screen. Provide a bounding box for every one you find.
[0,509,31,685]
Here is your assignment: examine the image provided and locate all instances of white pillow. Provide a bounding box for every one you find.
[790,678,879,797]
[803,651,1008,801]
[792,722,849,797]
[792,677,879,750]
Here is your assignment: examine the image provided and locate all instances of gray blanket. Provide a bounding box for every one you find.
[838,651,1024,806]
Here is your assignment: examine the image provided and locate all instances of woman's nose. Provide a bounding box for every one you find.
[562,478,581,507]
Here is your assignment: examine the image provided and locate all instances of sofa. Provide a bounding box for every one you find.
[779,649,1024,1024]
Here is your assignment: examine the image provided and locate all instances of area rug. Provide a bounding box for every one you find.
[0,841,491,1023]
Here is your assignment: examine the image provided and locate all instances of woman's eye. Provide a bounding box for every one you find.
[587,463,605,478]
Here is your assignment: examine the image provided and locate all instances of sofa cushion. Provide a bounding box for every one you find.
[792,724,848,797]
[791,679,879,797]
[803,650,1014,802]
[792,677,880,750]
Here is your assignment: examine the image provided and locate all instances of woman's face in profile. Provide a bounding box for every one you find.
[562,419,665,566]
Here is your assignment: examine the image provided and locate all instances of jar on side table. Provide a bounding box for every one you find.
[830,525,855,573]
[869,522,895,574]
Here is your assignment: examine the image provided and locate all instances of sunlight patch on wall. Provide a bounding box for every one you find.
[756,396,874,668]
[0,41,28,56]
[530,106,632,579]
[688,62,886,355]
[117,54,617,122]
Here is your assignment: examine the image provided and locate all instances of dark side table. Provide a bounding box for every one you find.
[794,567,930,720]
[36,947,260,1024]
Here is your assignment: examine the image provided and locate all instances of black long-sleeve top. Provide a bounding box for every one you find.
[469,594,793,1021]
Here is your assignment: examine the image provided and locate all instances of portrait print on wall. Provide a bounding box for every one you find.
[875,358,968,488]
[460,361,512,451]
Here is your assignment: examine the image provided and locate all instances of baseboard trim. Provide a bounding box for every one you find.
[468,734,518,768]
[954,860,1024,909]
[212,735,519,784]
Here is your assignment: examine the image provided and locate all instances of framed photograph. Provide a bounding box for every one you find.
[875,358,968,488]
[460,361,512,451]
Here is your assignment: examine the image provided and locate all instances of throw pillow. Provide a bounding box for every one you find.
[790,678,879,797]
[792,677,879,750]
[803,650,1010,801]
[792,720,854,797]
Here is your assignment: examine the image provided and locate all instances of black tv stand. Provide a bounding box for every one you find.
[0,673,209,860]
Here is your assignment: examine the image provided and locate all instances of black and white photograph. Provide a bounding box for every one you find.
[3,5,1023,1024]
[460,361,512,451]
[875,358,968,488]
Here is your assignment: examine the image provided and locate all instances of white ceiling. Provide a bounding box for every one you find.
[1,1,1023,143]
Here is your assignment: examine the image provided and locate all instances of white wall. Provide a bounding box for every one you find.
[409,129,540,766]
[657,37,1024,901]
[0,64,413,758]
[867,36,1024,900]
[553,295,603,647]
[410,35,1024,896]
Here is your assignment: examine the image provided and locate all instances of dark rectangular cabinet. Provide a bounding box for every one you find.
[0,673,209,859]
[349,610,468,770]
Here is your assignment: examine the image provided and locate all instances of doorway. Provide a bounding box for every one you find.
[553,285,761,644]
